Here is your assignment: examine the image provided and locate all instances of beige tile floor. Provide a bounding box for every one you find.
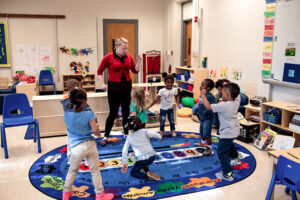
[0,116,298,200]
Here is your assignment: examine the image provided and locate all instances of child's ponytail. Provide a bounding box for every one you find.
[162,72,176,83]
[67,89,87,112]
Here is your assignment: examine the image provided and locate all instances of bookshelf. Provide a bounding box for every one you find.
[175,66,208,99]
[260,101,300,147]
[63,74,96,93]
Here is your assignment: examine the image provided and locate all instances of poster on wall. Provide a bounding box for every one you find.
[285,42,296,57]
[0,21,10,67]
[261,0,276,77]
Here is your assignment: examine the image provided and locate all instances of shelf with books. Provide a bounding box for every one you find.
[175,66,208,99]
[260,101,300,147]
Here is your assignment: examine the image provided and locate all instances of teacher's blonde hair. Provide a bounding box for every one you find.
[115,37,128,48]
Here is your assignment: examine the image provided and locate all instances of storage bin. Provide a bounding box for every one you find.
[268,115,280,124]
[183,83,189,90]
[263,112,269,121]
[176,74,182,80]
[237,124,260,143]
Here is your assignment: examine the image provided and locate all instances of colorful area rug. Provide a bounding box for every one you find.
[29,131,256,200]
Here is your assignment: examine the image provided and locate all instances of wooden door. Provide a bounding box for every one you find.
[185,20,192,66]
[106,22,136,82]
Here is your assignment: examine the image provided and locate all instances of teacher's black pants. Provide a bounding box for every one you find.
[104,89,131,137]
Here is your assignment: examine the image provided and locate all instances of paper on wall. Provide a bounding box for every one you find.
[29,54,39,66]
[16,45,26,56]
[263,42,273,51]
[219,67,228,78]
[15,55,28,66]
[27,45,39,55]
[29,66,43,77]
[40,55,51,65]
[40,46,51,56]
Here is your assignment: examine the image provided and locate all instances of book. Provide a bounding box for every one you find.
[272,135,295,150]
[254,129,277,150]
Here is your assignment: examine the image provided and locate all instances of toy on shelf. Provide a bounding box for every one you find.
[70,61,90,76]
[202,57,208,68]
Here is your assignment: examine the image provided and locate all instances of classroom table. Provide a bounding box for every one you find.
[267,148,300,200]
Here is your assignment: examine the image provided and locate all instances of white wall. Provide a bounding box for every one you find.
[162,0,182,73]
[0,0,164,90]
[163,0,270,98]
[270,0,300,104]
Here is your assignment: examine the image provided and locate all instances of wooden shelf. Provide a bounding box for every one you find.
[178,87,193,93]
[177,80,193,85]
[63,74,96,93]
[175,66,198,71]
[175,66,208,99]
[260,101,300,147]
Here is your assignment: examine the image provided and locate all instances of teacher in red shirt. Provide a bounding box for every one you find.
[97,37,142,145]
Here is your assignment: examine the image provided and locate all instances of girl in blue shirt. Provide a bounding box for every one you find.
[62,89,114,200]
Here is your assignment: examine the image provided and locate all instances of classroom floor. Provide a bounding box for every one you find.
[0,115,298,200]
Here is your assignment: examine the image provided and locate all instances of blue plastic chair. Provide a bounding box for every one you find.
[1,93,41,159]
[39,70,56,95]
[266,155,300,200]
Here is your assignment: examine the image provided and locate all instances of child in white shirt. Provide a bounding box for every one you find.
[121,116,161,180]
[148,73,179,138]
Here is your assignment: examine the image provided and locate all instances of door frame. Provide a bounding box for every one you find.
[181,0,193,66]
[103,19,139,82]
[182,19,192,66]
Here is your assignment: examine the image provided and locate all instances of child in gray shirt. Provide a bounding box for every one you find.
[201,82,241,181]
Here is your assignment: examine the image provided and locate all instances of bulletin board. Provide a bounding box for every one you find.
[0,21,10,67]
[271,0,300,80]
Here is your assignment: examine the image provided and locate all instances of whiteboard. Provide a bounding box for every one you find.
[271,0,300,80]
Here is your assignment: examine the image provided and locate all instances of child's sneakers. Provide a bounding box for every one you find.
[194,142,207,148]
[146,171,161,181]
[100,137,108,146]
[230,158,241,166]
[202,147,213,156]
[215,171,234,181]
[171,131,177,137]
[62,190,72,200]
[96,192,114,200]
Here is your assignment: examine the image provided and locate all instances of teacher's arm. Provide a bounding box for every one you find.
[97,56,108,90]
[97,75,107,91]
[131,55,142,73]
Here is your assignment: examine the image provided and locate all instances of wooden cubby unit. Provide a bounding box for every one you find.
[175,66,208,99]
[63,74,96,93]
[260,101,300,147]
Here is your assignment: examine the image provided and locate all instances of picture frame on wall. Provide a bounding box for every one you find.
[0,21,10,67]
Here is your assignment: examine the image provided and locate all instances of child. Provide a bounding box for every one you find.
[61,78,81,112]
[121,116,161,181]
[62,89,114,200]
[213,79,224,134]
[131,87,147,128]
[195,79,216,156]
[148,73,179,138]
[214,79,224,103]
[60,79,92,165]
[200,83,241,181]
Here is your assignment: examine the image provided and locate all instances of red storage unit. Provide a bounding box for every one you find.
[143,50,162,83]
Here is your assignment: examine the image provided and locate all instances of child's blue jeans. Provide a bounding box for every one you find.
[200,118,213,139]
[160,108,175,132]
[217,138,239,174]
[131,156,155,179]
